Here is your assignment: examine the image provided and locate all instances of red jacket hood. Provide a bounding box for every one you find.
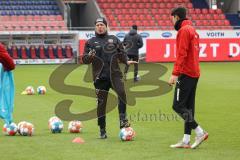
[181,20,193,28]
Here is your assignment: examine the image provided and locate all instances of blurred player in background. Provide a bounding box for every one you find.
[123,25,143,82]
[82,17,137,139]
[168,7,208,149]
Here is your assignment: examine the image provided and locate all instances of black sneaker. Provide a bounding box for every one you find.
[134,75,140,82]
[120,119,131,129]
[100,129,107,139]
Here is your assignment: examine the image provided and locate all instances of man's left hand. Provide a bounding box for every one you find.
[127,61,138,65]
[168,75,178,86]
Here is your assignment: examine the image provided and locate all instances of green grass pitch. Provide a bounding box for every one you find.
[0,62,239,160]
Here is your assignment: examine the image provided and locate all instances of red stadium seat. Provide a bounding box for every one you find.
[117,3,123,9]
[33,16,41,21]
[37,26,44,31]
[199,14,204,20]
[30,26,37,31]
[209,9,215,14]
[56,46,64,59]
[30,46,37,59]
[47,46,55,59]
[195,9,201,14]
[151,9,158,14]
[187,3,193,9]
[145,3,151,9]
[149,20,156,26]
[209,20,217,26]
[18,16,25,21]
[224,20,230,26]
[191,14,198,20]
[219,14,226,20]
[166,3,174,9]
[11,16,18,21]
[14,26,21,31]
[213,14,219,20]
[216,20,224,26]
[120,21,128,27]
[49,15,56,21]
[154,15,161,20]
[110,21,118,27]
[56,15,63,21]
[117,15,124,21]
[216,9,222,14]
[202,20,209,26]
[139,15,145,20]
[132,15,139,20]
[38,46,46,59]
[107,3,113,9]
[22,26,29,31]
[11,46,19,59]
[128,20,134,26]
[138,3,145,9]
[143,9,149,14]
[41,16,49,21]
[58,21,65,27]
[206,14,212,20]
[162,14,169,20]
[202,9,208,14]
[45,26,52,31]
[2,16,10,21]
[65,45,73,58]
[188,9,195,14]
[20,46,28,59]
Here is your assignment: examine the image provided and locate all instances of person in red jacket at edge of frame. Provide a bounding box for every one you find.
[0,42,15,71]
[168,7,208,149]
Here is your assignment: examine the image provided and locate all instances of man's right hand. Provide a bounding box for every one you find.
[88,49,96,60]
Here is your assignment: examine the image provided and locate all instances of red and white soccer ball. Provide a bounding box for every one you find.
[68,120,83,133]
[17,121,26,134]
[3,123,18,136]
[18,121,34,136]
[37,86,46,95]
[25,86,35,95]
[119,127,136,141]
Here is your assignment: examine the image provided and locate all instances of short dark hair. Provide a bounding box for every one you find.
[132,25,138,30]
[171,7,187,19]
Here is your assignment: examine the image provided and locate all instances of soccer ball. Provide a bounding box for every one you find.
[37,86,46,95]
[18,121,34,136]
[3,123,18,136]
[25,86,35,95]
[119,127,136,141]
[48,116,63,133]
[17,121,27,134]
[68,121,83,133]
[48,116,61,128]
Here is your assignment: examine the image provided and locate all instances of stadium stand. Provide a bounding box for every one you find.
[97,0,233,30]
[0,0,67,31]
[6,45,74,59]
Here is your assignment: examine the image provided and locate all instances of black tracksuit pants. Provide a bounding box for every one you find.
[94,78,127,130]
[172,74,199,135]
[124,55,139,79]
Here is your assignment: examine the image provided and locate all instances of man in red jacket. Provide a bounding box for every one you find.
[0,43,15,71]
[169,7,208,149]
